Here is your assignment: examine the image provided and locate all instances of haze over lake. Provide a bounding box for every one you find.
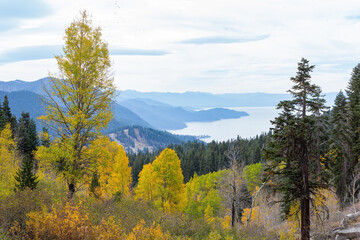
[168,107,279,142]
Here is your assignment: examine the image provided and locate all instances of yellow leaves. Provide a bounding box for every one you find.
[26,202,125,240]
[221,215,231,230]
[278,222,298,240]
[39,11,116,197]
[135,163,155,201]
[208,231,222,240]
[241,207,262,226]
[204,205,215,224]
[136,148,186,212]
[87,136,132,198]
[0,124,19,196]
[95,216,125,240]
[26,202,93,240]
[126,219,170,240]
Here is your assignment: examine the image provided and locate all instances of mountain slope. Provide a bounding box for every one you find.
[109,126,197,153]
[0,78,49,95]
[0,91,45,127]
[117,90,337,108]
[0,90,152,131]
[119,98,248,130]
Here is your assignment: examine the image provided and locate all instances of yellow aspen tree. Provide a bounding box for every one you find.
[38,11,115,199]
[0,123,19,196]
[152,148,186,212]
[87,137,132,197]
[135,163,155,201]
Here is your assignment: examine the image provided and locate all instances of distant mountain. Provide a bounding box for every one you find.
[119,98,248,130]
[0,79,338,108]
[0,78,49,95]
[109,126,197,153]
[0,91,45,128]
[117,90,338,108]
[0,90,151,132]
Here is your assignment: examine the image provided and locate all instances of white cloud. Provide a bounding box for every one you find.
[1,0,360,93]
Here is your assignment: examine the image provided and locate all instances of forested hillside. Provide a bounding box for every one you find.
[109,125,197,153]
[129,133,269,184]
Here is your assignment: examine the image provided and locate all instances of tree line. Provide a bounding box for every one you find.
[129,133,270,184]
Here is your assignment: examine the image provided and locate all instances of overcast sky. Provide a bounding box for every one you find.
[0,0,360,93]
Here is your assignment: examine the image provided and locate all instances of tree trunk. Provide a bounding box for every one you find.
[68,182,75,199]
[301,140,310,240]
[231,199,235,227]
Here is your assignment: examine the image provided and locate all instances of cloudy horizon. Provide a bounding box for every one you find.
[1,0,360,94]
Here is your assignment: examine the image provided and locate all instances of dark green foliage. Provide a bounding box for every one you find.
[14,156,39,191]
[129,149,161,186]
[328,91,352,206]
[346,64,360,171]
[238,183,252,221]
[2,95,12,123]
[15,112,39,158]
[89,172,100,197]
[0,103,5,130]
[264,58,328,240]
[113,125,197,153]
[2,95,17,133]
[14,111,39,191]
[116,131,136,148]
[129,133,270,184]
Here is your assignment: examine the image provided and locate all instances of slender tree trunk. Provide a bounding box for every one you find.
[231,199,235,227]
[246,183,265,228]
[300,140,310,240]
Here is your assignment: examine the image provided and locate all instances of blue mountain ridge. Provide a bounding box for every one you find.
[0,78,251,130]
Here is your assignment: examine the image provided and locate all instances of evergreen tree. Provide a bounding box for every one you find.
[0,103,5,130]
[2,95,11,123]
[14,155,39,191]
[330,91,353,206]
[14,112,39,191]
[2,95,17,133]
[16,112,39,158]
[346,64,360,170]
[264,58,327,240]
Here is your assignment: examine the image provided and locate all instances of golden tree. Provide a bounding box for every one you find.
[39,11,115,198]
[0,124,19,196]
[135,148,186,212]
[152,148,186,212]
[87,137,132,198]
[135,163,155,201]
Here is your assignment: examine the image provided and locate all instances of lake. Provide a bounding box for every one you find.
[168,107,280,142]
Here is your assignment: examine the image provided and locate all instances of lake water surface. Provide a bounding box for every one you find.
[168,107,280,142]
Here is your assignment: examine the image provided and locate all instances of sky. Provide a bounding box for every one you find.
[1,0,360,93]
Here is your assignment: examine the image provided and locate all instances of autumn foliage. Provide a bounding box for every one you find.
[136,148,186,212]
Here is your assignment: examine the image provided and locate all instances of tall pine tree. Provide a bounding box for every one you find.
[14,112,39,191]
[330,91,352,207]
[2,95,17,133]
[0,102,5,130]
[264,58,327,240]
[14,156,39,191]
[346,64,360,171]
[16,112,39,158]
